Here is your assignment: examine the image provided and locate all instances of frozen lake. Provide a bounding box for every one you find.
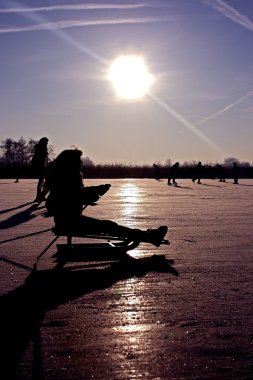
[0,178,253,379]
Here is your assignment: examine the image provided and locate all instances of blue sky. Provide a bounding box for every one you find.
[1,0,253,164]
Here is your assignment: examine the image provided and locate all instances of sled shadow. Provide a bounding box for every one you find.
[0,201,34,215]
[0,256,32,271]
[0,255,178,377]
[0,204,41,229]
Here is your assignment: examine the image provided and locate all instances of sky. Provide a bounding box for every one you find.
[1,0,253,165]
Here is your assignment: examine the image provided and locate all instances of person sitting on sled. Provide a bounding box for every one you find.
[46,149,168,246]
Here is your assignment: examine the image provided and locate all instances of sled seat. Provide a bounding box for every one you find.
[52,227,140,249]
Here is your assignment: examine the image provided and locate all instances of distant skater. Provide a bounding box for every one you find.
[153,164,160,180]
[192,161,203,184]
[167,162,179,186]
[13,162,20,183]
[31,137,49,202]
[216,164,226,182]
[232,162,239,184]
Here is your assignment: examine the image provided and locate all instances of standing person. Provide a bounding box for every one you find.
[46,149,168,246]
[232,162,239,184]
[192,161,203,184]
[13,162,20,183]
[167,162,179,186]
[153,164,160,180]
[31,137,49,202]
[216,164,226,182]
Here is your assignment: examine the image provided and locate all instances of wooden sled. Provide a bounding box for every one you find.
[50,227,169,269]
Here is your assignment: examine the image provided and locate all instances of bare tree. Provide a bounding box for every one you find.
[0,138,16,165]
[223,157,240,167]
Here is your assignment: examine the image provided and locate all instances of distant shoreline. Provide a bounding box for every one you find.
[1,162,253,179]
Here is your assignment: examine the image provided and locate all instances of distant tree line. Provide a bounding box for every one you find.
[0,137,253,179]
[84,159,253,179]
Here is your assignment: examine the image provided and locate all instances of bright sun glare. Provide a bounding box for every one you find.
[108,55,153,100]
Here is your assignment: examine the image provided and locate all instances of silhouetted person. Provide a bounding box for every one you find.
[232,162,239,184]
[192,161,203,184]
[45,149,168,246]
[167,162,179,186]
[31,137,48,202]
[13,163,20,183]
[216,164,226,182]
[153,164,160,180]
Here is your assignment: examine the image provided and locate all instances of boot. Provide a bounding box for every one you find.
[145,226,168,247]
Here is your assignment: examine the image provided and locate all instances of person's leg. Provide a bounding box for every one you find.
[72,216,168,247]
[35,177,43,201]
[35,176,46,202]
[35,167,48,202]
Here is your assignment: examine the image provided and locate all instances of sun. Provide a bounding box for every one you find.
[107,55,154,100]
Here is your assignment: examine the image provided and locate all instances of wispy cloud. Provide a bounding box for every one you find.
[202,0,253,31]
[195,89,253,127]
[0,16,172,34]
[0,3,147,13]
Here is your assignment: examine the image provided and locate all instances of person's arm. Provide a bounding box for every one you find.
[81,184,111,206]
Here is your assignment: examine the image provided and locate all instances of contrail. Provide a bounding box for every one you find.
[0,2,171,63]
[202,0,253,31]
[0,16,172,34]
[149,92,226,156]
[0,3,147,13]
[195,90,253,127]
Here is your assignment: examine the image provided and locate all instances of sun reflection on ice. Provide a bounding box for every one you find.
[118,183,140,220]
[113,281,147,334]
[112,280,154,378]
[117,182,143,257]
